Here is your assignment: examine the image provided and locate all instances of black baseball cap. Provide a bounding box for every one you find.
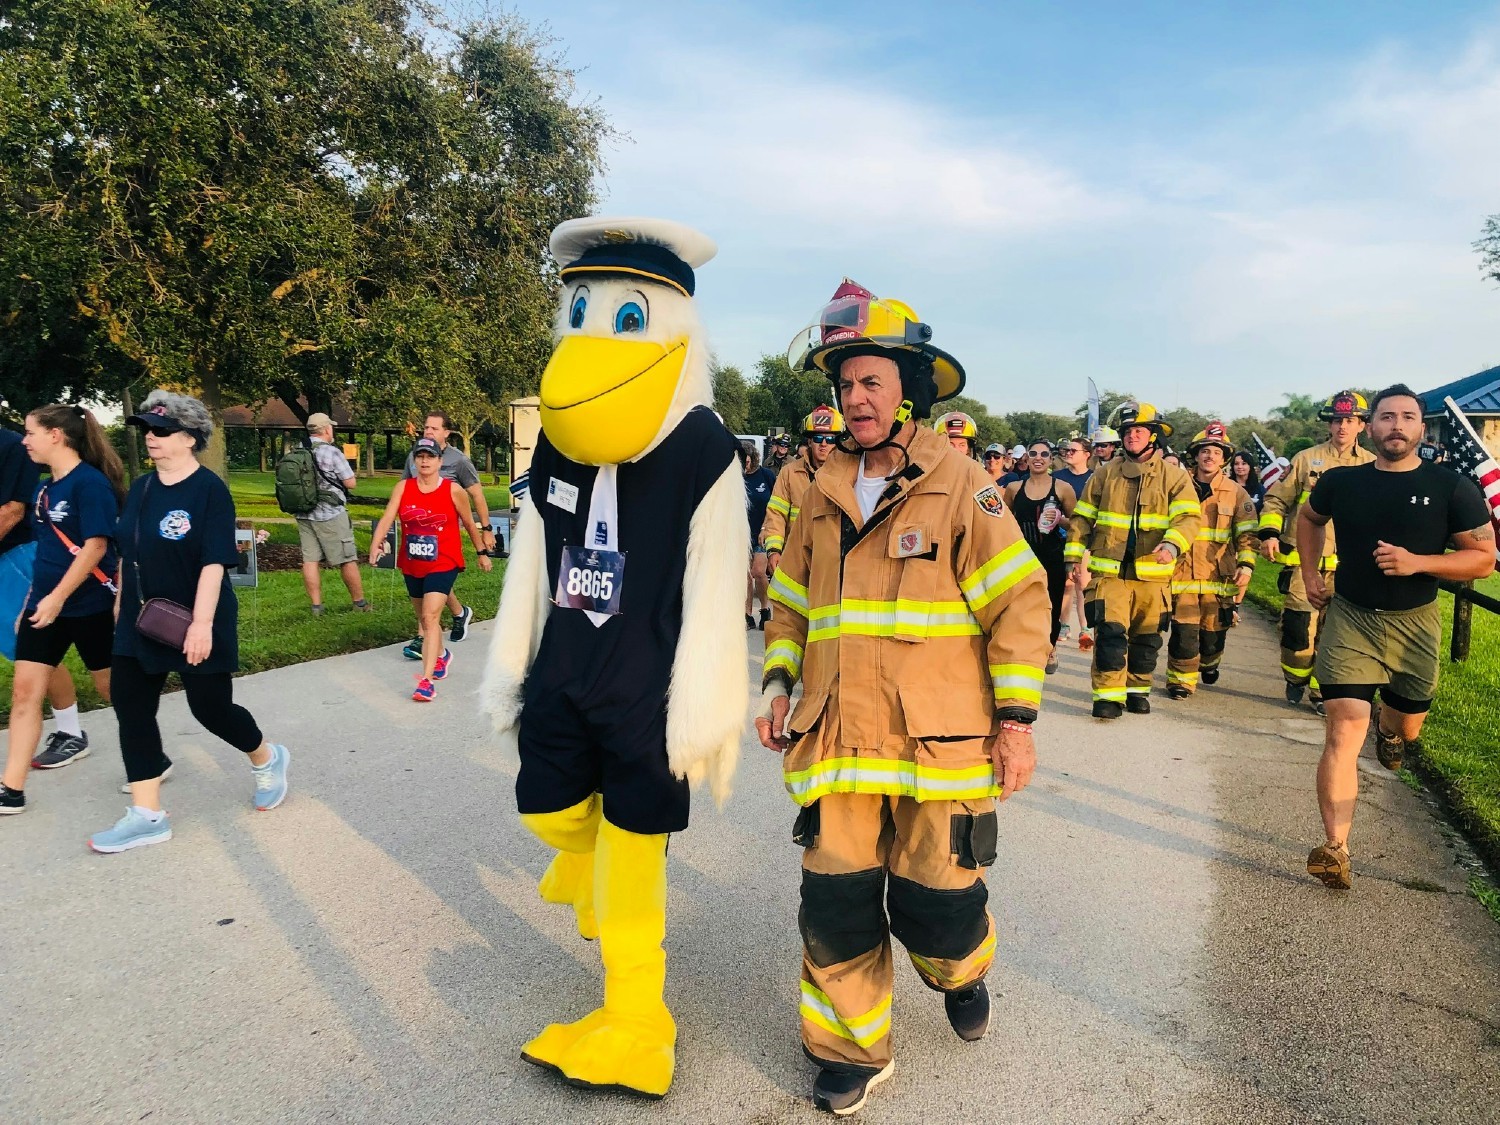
[412,436,442,457]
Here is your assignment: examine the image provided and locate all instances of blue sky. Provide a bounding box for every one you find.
[488,0,1500,419]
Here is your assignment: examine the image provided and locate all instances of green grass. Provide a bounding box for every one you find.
[1243,557,1500,865]
[1470,875,1500,926]
[1,470,511,727]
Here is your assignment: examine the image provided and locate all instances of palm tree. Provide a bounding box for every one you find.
[1269,392,1320,423]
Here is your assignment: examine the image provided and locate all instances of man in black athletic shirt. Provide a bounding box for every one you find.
[1297,383,1494,889]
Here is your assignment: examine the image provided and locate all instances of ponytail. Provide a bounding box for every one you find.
[27,404,128,505]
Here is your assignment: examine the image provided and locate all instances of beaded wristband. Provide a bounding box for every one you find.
[999,720,1033,736]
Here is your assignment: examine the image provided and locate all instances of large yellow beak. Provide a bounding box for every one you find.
[540,335,689,464]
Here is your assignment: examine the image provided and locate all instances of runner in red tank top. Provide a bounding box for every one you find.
[371,437,491,700]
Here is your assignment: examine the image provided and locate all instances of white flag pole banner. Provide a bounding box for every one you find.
[1442,396,1500,562]
[1086,378,1100,437]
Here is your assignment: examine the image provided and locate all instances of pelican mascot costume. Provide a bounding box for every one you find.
[481,216,748,1098]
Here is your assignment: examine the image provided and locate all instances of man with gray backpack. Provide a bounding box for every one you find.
[276,412,368,615]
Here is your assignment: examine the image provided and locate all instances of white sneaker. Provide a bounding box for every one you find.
[121,763,175,794]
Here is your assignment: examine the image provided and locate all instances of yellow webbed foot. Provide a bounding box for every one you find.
[536,850,598,940]
[520,1009,609,1074]
[556,1010,677,1099]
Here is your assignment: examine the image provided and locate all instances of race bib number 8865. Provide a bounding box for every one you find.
[554,546,626,616]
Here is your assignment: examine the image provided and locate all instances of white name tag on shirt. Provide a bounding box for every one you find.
[547,477,579,514]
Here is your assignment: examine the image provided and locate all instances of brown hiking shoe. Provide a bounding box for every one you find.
[1307,842,1352,889]
[1375,729,1404,771]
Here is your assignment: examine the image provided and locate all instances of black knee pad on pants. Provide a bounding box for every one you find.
[1281,609,1312,652]
[801,868,886,968]
[1200,629,1226,663]
[1127,631,1163,674]
[887,872,988,962]
[1168,622,1200,661]
[1094,621,1128,672]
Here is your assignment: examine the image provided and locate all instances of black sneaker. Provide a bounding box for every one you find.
[32,731,91,769]
[1200,668,1220,685]
[1375,729,1404,771]
[0,784,25,815]
[1310,692,1326,717]
[813,1062,894,1116]
[1092,700,1123,720]
[759,608,771,630]
[1126,694,1151,715]
[745,614,756,630]
[402,636,423,660]
[1285,683,1305,705]
[944,980,990,1042]
[1166,685,1191,700]
[449,604,473,643]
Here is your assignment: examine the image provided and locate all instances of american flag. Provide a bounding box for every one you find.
[1442,397,1500,561]
[1251,433,1290,491]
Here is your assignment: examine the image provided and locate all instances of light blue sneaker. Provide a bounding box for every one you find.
[88,807,172,854]
[252,744,291,811]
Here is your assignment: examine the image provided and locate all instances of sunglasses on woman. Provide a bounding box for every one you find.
[144,425,177,438]
[1028,449,1051,458]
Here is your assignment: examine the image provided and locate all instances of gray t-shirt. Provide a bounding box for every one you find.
[403,443,481,489]
[304,439,353,522]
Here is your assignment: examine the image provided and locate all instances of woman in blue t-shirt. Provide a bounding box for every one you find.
[86,391,292,854]
[0,405,125,817]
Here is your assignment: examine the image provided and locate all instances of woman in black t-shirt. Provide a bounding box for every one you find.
[1003,439,1078,673]
[87,391,293,855]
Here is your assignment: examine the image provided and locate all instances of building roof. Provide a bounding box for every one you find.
[1420,364,1500,416]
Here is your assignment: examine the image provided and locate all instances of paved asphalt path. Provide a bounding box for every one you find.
[3,608,1498,1124]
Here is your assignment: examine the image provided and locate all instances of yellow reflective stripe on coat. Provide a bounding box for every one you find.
[1063,541,1086,561]
[784,756,1001,805]
[1075,500,1099,520]
[1235,548,1257,566]
[763,534,786,552]
[1196,526,1232,543]
[1259,512,1284,533]
[807,599,984,642]
[764,638,804,681]
[1170,579,1238,597]
[1234,520,1258,538]
[1093,511,1132,529]
[769,569,809,616]
[767,495,792,517]
[1277,551,1339,571]
[1297,490,1311,504]
[1169,499,1202,520]
[1088,555,1122,575]
[1132,556,1175,581]
[799,982,892,1049]
[960,540,1042,612]
[989,662,1045,707]
[1137,513,1171,530]
[1162,528,1191,555]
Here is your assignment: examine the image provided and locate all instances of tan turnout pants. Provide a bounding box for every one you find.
[1279,566,1334,691]
[1084,576,1171,703]
[1167,590,1231,692]
[797,791,997,1074]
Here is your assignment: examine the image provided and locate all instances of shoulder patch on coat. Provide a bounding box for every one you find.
[974,485,1006,518]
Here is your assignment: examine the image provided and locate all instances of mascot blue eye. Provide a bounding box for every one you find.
[569,294,587,329]
[614,301,646,334]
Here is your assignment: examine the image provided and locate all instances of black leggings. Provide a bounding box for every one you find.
[112,655,264,783]
[1041,556,1068,648]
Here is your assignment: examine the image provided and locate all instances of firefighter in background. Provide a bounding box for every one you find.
[1257,391,1373,714]
[1066,402,1200,718]
[1166,423,1259,698]
[935,410,980,459]
[1090,425,1121,466]
[757,279,1051,1116]
[766,432,796,473]
[762,404,845,569]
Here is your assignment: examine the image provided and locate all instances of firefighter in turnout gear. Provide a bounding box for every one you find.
[758,279,1051,1116]
[934,411,980,458]
[1257,391,1373,713]
[1066,401,1201,718]
[762,405,844,569]
[1166,423,1259,698]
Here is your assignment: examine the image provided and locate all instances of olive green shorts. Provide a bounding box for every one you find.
[296,510,358,565]
[1313,596,1440,702]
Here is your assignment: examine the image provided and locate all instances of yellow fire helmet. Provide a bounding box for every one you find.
[1113,400,1174,440]
[802,404,845,434]
[934,411,979,440]
[1318,390,1370,421]
[1187,420,1234,456]
[786,279,966,405]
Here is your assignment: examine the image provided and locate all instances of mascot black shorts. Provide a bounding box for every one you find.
[517,682,690,836]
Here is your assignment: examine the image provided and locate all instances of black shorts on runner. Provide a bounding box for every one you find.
[14,609,115,671]
[403,568,460,599]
